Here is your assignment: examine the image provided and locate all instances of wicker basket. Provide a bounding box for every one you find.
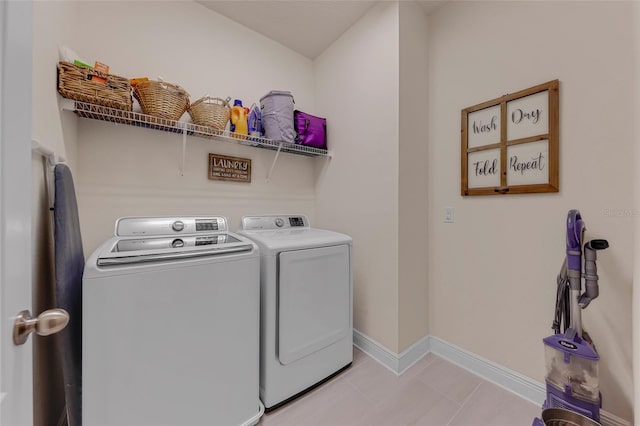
[188,97,230,130]
[133,80,190,121]
[57,61,132,111]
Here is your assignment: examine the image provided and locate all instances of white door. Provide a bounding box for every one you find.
[1,1,34,425]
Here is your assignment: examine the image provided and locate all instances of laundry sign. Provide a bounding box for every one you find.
[208,153,252,183]
[461,80,559,196]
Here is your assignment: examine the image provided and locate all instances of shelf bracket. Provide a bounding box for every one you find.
[60,98,75,113]
[180,124,187,176]
[266,142,283,181]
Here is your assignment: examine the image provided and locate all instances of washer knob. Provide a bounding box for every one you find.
[171,239,184,248]
[172,220,184,232]
[274,218,285,228]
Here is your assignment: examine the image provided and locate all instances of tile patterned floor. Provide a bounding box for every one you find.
[258,347,541,426]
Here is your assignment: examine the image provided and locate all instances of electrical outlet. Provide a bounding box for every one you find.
[444,207,454,223]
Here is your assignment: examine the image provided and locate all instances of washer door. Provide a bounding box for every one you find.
[278,244,350,365]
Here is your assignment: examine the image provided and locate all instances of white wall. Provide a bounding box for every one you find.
[428,1,633,420]
[36,1,320,255]
[315,2,401,351]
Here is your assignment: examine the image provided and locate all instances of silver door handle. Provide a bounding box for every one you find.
[13,308,69,345]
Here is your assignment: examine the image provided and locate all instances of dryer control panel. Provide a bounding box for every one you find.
[115,216,228,236]
[241,215,309,231]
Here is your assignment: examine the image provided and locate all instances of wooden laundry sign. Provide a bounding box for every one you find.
[208,153,251,183]
[461,80,559,196]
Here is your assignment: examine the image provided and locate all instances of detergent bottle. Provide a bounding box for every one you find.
[230,99,248,140]
[248,104,262,139]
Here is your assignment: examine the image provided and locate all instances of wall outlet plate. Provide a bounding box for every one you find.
[444,207,454,223]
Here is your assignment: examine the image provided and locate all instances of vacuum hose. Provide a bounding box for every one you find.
[565,210,585,333]
[578,239,609,308]
[552,259,570,335]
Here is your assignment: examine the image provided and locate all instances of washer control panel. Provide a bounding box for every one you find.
[116,216,227,236]
[241,215,309,231]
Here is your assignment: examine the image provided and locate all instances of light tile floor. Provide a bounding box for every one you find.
[258,347,542,426]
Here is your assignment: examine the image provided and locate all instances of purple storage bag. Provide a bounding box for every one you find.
[294,110,327,149]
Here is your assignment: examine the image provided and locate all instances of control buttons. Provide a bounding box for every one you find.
[289,217,304,227]
[171,239,184,248]
[274,218,285,228]
[172,221,185,232]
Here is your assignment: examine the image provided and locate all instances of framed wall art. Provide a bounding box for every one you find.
[461,80,559,196]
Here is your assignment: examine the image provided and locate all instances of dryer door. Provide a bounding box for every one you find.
[277,244,350,365]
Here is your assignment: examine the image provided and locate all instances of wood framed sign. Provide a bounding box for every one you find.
[461,80,559,196]
[208,153,251,183]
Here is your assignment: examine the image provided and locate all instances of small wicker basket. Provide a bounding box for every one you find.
[57,61,132,111]
[188,97,230,130]
[133,80,190,121]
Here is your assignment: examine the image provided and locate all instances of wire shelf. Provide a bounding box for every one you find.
[67,101,331,158]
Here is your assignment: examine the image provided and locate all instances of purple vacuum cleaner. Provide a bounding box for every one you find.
[533,210,608,425]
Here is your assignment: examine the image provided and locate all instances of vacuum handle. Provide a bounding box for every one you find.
[579,239,609,308]
[587,239,609,250]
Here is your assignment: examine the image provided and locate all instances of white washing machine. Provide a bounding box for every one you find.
[238,215,353,410]
[83,216,263,426]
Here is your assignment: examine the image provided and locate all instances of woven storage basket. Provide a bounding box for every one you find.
[188,97,230,130]
[133,80,190,121]
[57,61,132,111]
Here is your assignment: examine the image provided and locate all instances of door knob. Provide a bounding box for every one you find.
[13,308,69,345]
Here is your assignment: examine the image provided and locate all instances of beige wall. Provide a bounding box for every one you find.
[633,2,640,423]
[30,1,319,422]
[314,1,430,354]
[427,1,633,420]
[32,0,78,168]
[31,0,636,422]
[314,2,401,352]
[398,2,429,352]
[46,1,320,256]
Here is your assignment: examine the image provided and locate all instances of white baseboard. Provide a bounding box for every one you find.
[600,411,633,426]
[428,336,545,406]
[352,329,433,375]
[352,329,630,426]
[352,328,404,375]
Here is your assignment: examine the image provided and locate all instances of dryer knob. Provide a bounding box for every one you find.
[172,220,185,232]
[275,218,285,228]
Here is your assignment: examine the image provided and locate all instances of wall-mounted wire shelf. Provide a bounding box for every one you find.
[61,99,331,179]
[63,100,331,157]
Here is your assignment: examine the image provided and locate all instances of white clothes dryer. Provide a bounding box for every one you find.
[238,215,353,410]
[83,216,263,426]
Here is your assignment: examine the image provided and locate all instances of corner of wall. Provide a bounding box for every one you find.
[632,1,640,422]
[398,1,429,352]
[314,0,400,352]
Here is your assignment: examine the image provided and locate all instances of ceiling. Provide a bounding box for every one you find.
[197,1,444,59]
